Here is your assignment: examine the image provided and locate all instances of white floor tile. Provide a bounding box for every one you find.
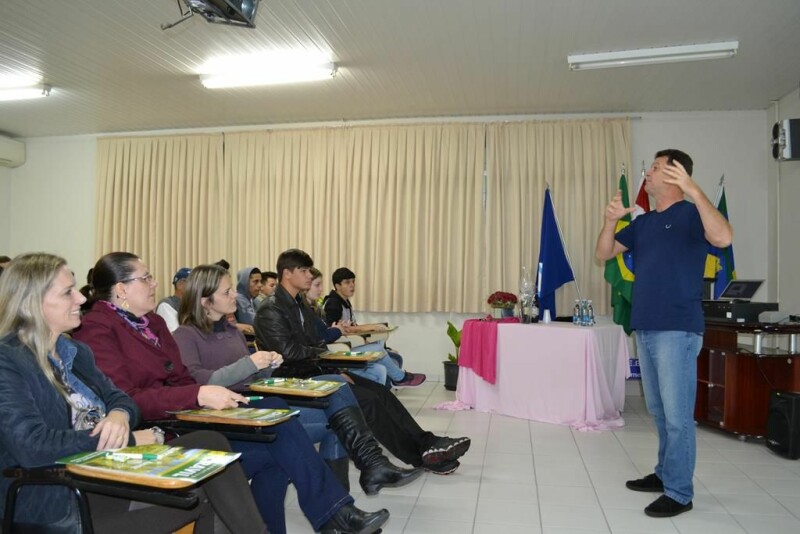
[475,498,541,525]
[540,503,608,530]
[603,507,680,533]
[293,387,800,534]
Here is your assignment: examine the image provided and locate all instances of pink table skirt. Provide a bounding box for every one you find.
[456,322,630,431]
[458,317,519,384]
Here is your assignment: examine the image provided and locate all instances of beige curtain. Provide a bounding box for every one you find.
[223,124,485,312]
[345,124,485,312]
[486,119,631,316]
[223,128,346,281]
[94,120,628,314]
[95,134,225,294]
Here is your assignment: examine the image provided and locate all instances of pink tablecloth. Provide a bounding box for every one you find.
[457,322,630,431]
[458,317,519,384]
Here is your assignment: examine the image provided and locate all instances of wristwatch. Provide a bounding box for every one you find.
[151,426,166,445]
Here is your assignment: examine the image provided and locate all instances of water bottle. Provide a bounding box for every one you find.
[572,300,581,325]
[580,299,589,326]
[587,300,595,326]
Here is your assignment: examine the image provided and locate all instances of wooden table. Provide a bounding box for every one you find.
[249,378,344,398]
[696,321,800,437]
[173,407,298,427]
[320,351,383,362]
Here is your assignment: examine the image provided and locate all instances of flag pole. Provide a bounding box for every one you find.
[547,184,581,301]
[713,174,725,207]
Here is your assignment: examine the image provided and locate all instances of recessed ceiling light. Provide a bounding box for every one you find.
[0,84,51,102]
[197,50,338,88]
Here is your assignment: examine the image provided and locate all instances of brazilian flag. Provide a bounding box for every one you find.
[604,174,635,335]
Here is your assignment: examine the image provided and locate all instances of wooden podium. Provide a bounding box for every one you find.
[696,321,800,437]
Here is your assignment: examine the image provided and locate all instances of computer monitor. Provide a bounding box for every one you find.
[718,280,763,301]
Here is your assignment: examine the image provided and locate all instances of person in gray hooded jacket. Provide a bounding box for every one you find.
[234,266,262,326]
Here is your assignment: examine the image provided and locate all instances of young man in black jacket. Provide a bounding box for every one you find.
[255,249,470,474]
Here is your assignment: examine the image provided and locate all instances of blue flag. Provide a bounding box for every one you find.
[708,185,736,298]
[536,188,575,319]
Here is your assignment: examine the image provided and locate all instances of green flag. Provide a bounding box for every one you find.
[603,174,634,335]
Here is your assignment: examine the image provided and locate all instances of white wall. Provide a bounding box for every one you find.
[6,136,96,280]
[773,89,800,315]
[0,166,10,255]
[631,111,771,300]
[4,110,779,379]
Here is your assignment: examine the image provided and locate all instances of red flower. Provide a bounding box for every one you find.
[487,291,518,307]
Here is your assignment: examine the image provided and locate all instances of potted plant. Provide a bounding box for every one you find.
[443,321,461,391]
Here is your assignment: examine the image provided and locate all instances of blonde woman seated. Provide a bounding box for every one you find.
[0,253,267,533]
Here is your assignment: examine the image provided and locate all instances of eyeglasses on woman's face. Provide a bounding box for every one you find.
[121,273,155,285]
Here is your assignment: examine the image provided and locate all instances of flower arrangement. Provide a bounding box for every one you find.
[487,291,517,308]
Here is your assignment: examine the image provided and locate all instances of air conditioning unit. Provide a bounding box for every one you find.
[771,119,800,161]
[0,136,25,168]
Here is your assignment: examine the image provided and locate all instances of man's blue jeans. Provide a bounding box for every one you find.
[254,374,358,461]
[636,330,703,505]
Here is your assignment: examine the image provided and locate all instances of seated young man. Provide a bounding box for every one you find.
[235,266,262,326]
[323,267,423,385]
[155,267,190,332]
[255,249,470,474]
[254,270,278,309]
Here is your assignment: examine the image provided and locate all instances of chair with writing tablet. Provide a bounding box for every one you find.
[2,465,198,534]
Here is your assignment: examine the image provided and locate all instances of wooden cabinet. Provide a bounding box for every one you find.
[695,322,800,437]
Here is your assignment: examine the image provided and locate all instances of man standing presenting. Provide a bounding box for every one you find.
[595,149,732,518]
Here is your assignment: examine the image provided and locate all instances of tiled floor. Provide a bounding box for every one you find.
[284,381,800,533]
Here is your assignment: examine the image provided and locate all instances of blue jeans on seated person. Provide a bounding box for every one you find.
[635,330,702,506]
[349,341,405,384]
[252,375,361,462]
[230,396,352,534]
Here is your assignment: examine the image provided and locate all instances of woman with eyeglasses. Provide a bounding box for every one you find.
[73,252,388,534]
[0,253,267,533]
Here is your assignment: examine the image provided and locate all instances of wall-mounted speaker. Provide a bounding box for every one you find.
[772,119,800,161]
[766,390,800,459]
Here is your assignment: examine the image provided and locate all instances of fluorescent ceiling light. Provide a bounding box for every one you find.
[567,41,739,71]
[0,85,52,102]
[0,73,42,89]
[198,51,337,88]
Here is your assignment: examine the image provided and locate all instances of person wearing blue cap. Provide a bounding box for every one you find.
[155,267,191,331]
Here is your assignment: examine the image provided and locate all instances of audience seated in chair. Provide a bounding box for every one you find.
[72,252,389,534]
[323,267,422,386]
[172,264,421,495]
[308,267,424,388]
[256,249,471,475]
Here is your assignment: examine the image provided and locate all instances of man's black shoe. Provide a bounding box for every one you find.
[644,495,693,518]
[423,459,460,475]
[319,503,389,534]
[421,436,471,465]
[626,473,664,492]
